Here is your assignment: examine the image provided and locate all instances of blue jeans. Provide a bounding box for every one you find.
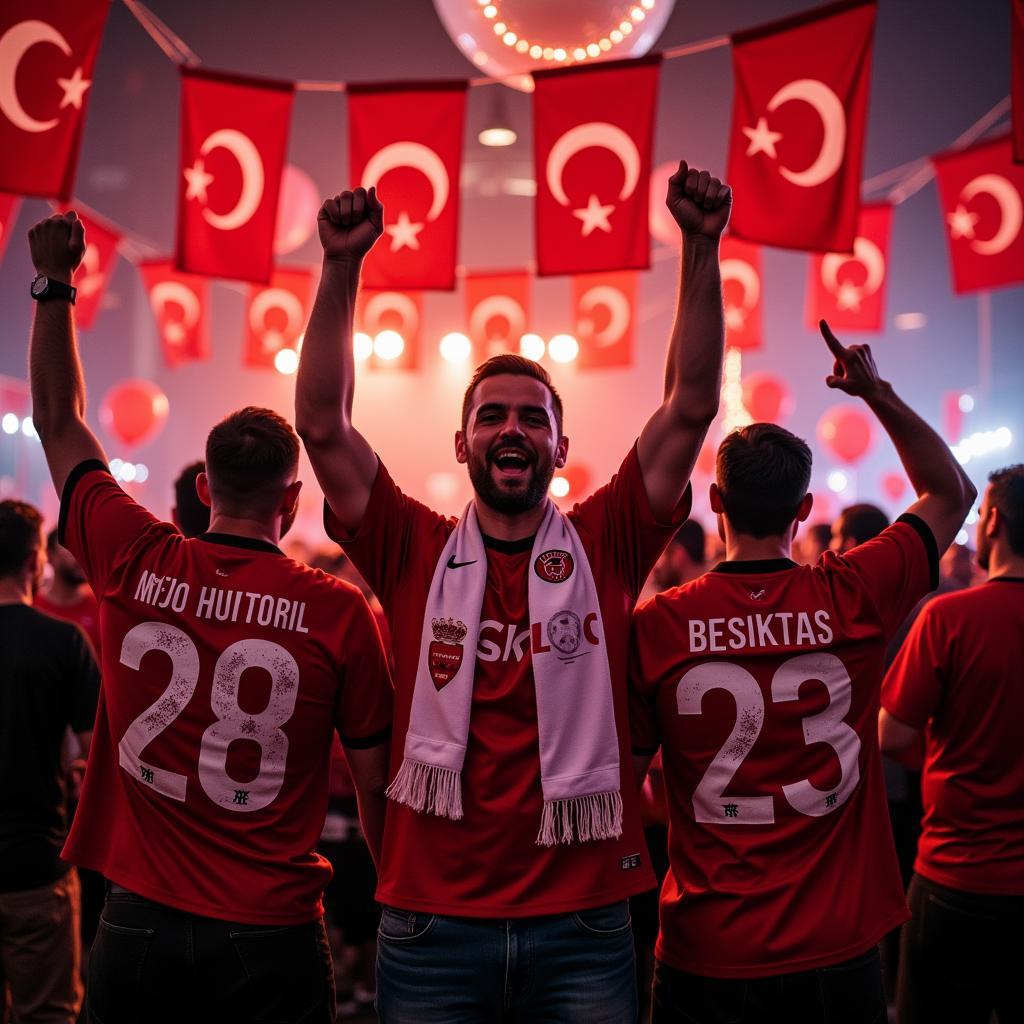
[376,900,638,1023]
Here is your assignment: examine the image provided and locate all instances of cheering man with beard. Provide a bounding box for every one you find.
[296,161,730,1021]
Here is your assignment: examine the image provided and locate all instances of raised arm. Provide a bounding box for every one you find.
[295,187,384,534]
[27,212,107,495]
[820,320,976,553]
[636,162,732,522]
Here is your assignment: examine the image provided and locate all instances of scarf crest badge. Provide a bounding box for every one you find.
[429,617,467,691]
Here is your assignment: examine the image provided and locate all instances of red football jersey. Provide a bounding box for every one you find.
[59,463,393,925]
[883,578,1024,895]
[325,446,687,916]
[35,589,101,658]
[630,517,937,977]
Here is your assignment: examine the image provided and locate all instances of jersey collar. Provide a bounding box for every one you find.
[196,532,284,556]
[711,558,799,574]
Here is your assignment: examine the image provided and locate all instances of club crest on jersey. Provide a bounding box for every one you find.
[535,549,574,583]
[428,617,468,691]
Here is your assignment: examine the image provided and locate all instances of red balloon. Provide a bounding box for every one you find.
[100,380,169,447]
[818,406,873,465]
[742,373,792,423]
[561,464,593,498]
[882,471,907,501]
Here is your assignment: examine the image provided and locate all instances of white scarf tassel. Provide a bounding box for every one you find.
[538,790,624,847]
[386,758,464,821]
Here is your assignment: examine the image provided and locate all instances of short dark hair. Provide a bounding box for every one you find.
[671,519,706,564]
[461,355,563,433]
[989,464,1024,556]
[0,500,43,578]
[205,407,299,518]
[837,503,889,546]
[174,460,210,538]
[46,527,59,551]
[716,423,813,538]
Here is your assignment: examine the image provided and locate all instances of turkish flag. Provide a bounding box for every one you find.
[59,204,119,330]
[534,57,660,277]
[720,237,764,350]
[0,0,111,199]
[176,68,294,284]
[0,193,23,267]
[727,0,877,253]
[806,203,892,331]
[349,81,467,291]
[355,288,422,371]
[573,271,637,369]
[244,267,314,370]
[1014,1,1024,162]
[934,134,1024,294]
[138,261,210,368]
[464,271,531,361]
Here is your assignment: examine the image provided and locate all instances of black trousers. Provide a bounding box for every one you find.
[86,887,335,1024]
[651,946,885,1024]
[898,872,1024,1024]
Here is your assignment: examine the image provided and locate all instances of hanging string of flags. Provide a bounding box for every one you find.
[0,0,1019,376]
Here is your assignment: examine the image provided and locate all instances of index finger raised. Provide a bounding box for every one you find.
[819,319,848,360]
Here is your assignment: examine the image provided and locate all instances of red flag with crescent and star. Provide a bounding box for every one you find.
[464,271,531,361]
[139,261,210,368]
[176,68,294,284]
[720,236,764,350]
[933,134,1024,294]
[726,0,877,253]
[806,203,892,331]
[0,193,23,267]
[243,267,314,370]
[58,204,120,330]
[348,81,467,292]
[355,288,422,371]
[572,271,637,369]
[534,57,660,277]
[0,0,111,199]
[1013,0,1024,162]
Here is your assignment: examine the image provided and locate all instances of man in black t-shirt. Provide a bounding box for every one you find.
[0,500,99,1024]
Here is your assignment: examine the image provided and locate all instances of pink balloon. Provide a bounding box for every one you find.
[274,165,320,255]
[882,472,907,501]
[649,162,679,247]
[818,406,874,465]
[100,380,169,447]
[742,373,792,423]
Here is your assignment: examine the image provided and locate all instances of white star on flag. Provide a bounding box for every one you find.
[385,211,424,252]
[835,281,862,311]
[573,194,615,236]
[742,117,783,159]
[947,204,980,240]
[57,67,92,110]
[725,305,746,331]
[164,323,186,345]
[183,159,214,203]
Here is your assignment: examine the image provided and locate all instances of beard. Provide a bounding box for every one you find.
[467,439,554,516]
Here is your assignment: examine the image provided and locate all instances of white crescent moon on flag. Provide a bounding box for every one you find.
[820,236,885,296]
[469,296,526,344]
[76,243,103,298]
[249,288,305,337]
[362,292,420,337]
[362,142,449,221]
[720,258,761,309]
[576,285,630,346]
[150,282,201,327]
[0,20,72,134]
[767,79,846,188]
[198,129,265,232]
[960,174,1023,255]
[546,122,641,208]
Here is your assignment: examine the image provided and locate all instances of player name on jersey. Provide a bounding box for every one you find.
[688,609,834,653]
[133,569,309,634]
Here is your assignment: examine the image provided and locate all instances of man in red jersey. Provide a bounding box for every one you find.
[630,322,975,1024]
[881,464,1024,1024]
[296,162,729,1021]
[26,211,393,1024]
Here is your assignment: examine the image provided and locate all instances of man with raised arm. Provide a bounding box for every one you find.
[27,211,393,1024]
[630,322,975,1024]
[296,163,730,1021]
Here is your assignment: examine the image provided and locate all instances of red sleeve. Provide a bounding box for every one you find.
[58,460,165,599]
[571,444,691,601]
[628,598,662,755]
[335,589,394,748]
[323,460,450,607]
[833,514,939,634]
[882,599,946,728]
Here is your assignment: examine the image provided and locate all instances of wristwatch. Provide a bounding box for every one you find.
[30,274,77,304]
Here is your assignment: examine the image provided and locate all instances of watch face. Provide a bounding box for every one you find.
[31,275,48,298]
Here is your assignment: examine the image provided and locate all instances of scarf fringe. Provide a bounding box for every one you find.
[536,790,623,847]
[386,758,464,821]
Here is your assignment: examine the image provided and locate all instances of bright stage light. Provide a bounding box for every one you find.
[827,470,848,493]
[547,334,579,363]
[958,393,975,413]
[373,330,405,361]
[550,476,570,498]
[21,416,36,439]
[956,529,969,546]
[121,462,137,483]
[135,464,149,483]
[353,332,373,362]
[893,312,927,331]
[440,333,472,363]
[274,348,299,375]
[519,334,546,361]
[1,413,18,435]
[951,427,1013,465]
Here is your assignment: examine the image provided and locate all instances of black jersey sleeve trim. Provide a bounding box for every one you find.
[58,459,112,546]
[340,724,392,750]
[896,513,940,591]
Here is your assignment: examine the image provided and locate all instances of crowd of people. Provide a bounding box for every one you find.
[0,161,1020,1024]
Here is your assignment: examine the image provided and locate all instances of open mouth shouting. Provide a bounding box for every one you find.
[490,445,534,483]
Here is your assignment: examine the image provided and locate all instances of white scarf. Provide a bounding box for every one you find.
[386,499,622,846]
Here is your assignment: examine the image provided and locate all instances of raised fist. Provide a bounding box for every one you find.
[27,211,85,281]
[820,320,885,399]
[666,161,732,240]
[317,186,384,262]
